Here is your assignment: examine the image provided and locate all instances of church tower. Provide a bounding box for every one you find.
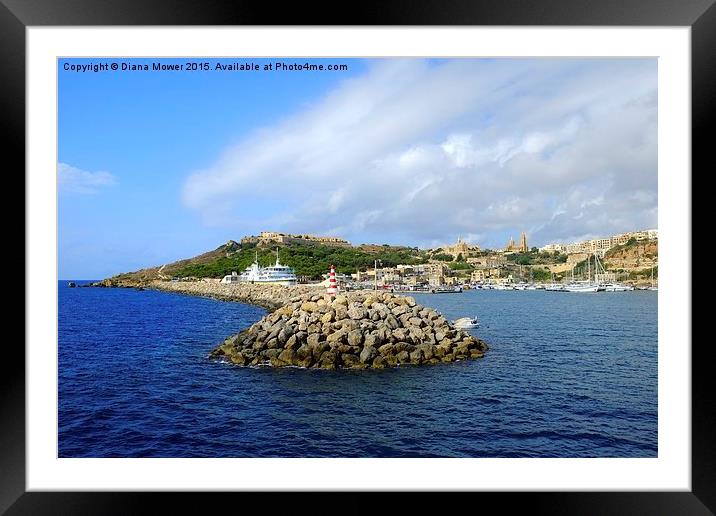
[519,232,528,252]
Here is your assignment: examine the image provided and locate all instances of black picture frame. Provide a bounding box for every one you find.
[5,0,709,513]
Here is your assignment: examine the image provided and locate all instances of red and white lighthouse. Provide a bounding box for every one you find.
[327,264,338,296]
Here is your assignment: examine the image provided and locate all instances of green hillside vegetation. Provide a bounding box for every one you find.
[506,249,567,266]
[431,253,454,262]
[448,261,473,270]
[529,267,552,282]
[169,242,429,280]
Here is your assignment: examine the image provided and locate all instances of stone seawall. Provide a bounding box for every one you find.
[149,280,323,311]
[210,290,489,369]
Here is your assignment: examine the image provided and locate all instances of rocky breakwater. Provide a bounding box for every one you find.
[210,291,489,369]
[150,280,322,311]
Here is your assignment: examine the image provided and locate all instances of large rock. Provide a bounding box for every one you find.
[347,329,363,347]
[359,346,378,364]
[347,303,368,320]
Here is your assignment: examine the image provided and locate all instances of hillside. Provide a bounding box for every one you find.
[101,240,429,286]
[603,239,658,271]
[100,240,243,286]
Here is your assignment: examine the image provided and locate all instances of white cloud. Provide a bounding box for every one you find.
[182,58,657,248]
[58,163,117,194]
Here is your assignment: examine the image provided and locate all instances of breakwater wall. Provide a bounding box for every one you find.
[149,280,323,311]
[211,290,488,369]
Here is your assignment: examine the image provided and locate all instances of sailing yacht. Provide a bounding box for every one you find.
[564,253,600,292]
[564,281,599,293]
[648,265,658,291]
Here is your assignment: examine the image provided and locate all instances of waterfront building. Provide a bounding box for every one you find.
[471,270,487,282]
[595,272,617,283]
[412,263,448,277]
[428,276,444,287]
[381,271,402,283]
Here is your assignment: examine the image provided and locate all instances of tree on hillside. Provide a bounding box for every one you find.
[432,253,454,262]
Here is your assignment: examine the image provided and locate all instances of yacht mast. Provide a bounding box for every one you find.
[651,266,654,287]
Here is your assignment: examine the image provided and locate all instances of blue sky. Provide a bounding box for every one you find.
[59,58,657,279]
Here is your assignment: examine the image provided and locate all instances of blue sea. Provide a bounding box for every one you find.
[58,282,657,457]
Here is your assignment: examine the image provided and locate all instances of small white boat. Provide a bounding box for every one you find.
[564,282,599,293]
[545,283,565,291]
[453,316,480,329]
[603,283,635,292]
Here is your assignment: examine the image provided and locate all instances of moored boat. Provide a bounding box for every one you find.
[223,248,298,286]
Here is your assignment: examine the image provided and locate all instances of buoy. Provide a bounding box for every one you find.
[327,264,338,296]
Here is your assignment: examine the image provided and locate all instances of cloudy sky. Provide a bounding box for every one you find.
[59,58,656,278]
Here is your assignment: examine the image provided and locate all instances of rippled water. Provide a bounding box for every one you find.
[58,282,657,457]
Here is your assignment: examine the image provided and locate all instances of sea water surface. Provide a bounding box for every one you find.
[59,282,657,457]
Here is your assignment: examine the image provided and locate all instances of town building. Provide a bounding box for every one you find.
[442,237,480,258]
[504,232,528,253]
[553,229,658,257]
[539,243,567,254]
[595,272,617,283]
[471,270,486,282]
[241,231,351,247]
[467,254,507,268]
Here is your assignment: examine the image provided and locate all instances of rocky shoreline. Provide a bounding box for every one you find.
[210,290,488,369]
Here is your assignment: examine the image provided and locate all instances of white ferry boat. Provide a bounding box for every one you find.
[223,248,297,286]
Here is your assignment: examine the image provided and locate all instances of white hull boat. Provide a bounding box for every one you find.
[565,282,599,293]
[232,248,298,286]
[453,317,480,329]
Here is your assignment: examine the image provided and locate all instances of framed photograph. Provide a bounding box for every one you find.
[7,0,709,512]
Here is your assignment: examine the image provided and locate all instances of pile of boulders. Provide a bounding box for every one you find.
[211,291,488,369]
